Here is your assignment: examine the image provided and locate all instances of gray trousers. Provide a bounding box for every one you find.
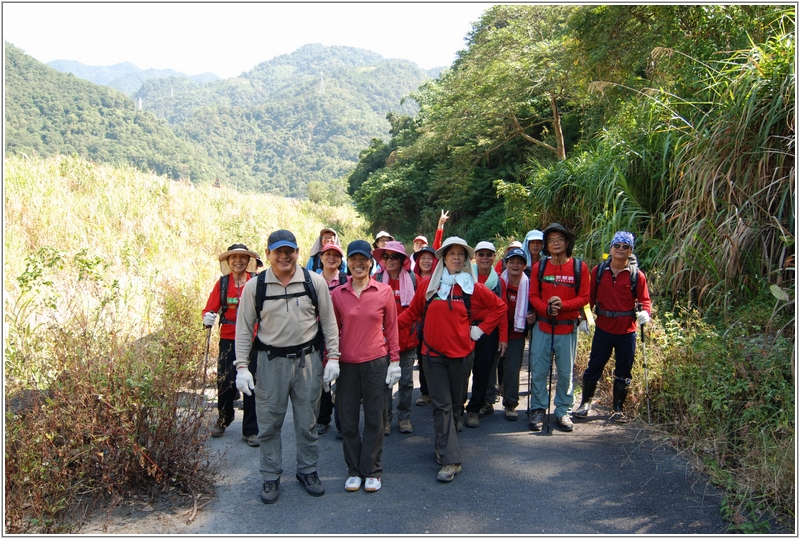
[502,337,526,409]
[339,357,388,479]
[255,350,322,481]
[387,348,416,422]
[529,328,577,417]
[422,351,474,465]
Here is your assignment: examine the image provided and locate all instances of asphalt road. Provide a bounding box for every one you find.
[84,365,728,535]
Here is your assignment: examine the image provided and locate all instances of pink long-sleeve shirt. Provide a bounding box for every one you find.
[331,277,400,364]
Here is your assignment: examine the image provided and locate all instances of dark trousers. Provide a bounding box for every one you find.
[423,351,474,465]
[464,329,499,413]
[416,344,429,396]
[317,386,341,431]
[338,357,388,479]
[218,339,258,436]
[583,327,637,382]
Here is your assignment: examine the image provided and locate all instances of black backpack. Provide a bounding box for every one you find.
[253,267,320,324]
[218,272,257,325]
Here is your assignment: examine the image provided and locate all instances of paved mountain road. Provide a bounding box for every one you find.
[83,369,727,535]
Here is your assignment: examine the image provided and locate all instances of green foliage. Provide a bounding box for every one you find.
[4,42,222,183]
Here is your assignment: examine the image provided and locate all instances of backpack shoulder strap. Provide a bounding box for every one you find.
[409,269,417,289]
[374,272,383,283]
[537,258,548,296]
[254,271,267,324]
[630,263,639,301]
[338,271,348,285]
[574,258,582,292]
[301,267,320,318]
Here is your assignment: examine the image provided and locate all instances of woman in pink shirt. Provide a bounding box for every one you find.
[330,240,401,494]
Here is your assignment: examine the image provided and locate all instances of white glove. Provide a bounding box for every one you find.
[636,310,651,325]
[236,368,255,396]
[323,360,340,385]
[385,363,401,387]
[578,320,590,335]
[469,326,484,341]
[203,312,217,327]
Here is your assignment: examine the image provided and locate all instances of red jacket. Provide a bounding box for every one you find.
[590,264,652,335]
[202,273,255,340]
[529,258,590,335]
[398,277,507,358]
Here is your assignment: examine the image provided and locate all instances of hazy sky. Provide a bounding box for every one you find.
[3,2,497,78]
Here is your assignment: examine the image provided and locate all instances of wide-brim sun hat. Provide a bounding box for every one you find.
[219,243,259,275]
[372,230,395,248]
[413,235,428,244]
[508,241,523,250]
[541,223,576,257]
[435,236,475,261]
[373,240,408,261]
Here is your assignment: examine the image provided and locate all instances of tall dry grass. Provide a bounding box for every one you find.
[3,154,367,532]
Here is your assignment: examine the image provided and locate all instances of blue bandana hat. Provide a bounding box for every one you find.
[611,231,635,250]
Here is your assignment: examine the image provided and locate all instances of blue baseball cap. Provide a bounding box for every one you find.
[347,240,373,259]
[505,247,527,264]
[267,229,298,250]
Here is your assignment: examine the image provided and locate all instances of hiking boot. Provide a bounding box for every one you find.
[528,409,544,431]
[296,471,325,497]
[610,411,629,423]
[384,421,392,436]
[464,412,480,428]
[316,423,329,435]
[210,424,226,438]
[557,414,574,432]
[335,430,343,440]
[436,464,462,482]
[398,419,413,433]
[453,413,463,432]
[364,477,381,492]
[242,434,260,447]
[504,406,518,421]
[344,476,362,492]
[574,379,597,419]
[415,394,431,406]
[435,449,442,465]
[478,402,494,417]
[260,479,280,504]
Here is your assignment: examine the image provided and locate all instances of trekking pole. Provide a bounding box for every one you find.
[202,326,212,390]
[546,313,556,435]
[637,303,651,424]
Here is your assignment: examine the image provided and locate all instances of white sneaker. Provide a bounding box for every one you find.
[364,477,381,492]
[344,476,362,492]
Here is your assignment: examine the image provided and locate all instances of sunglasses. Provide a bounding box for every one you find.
[382,253,403,261]
[612,243,631,250]
[476,252,495,258]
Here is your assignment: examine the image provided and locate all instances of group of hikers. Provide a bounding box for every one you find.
[201,212,652,503]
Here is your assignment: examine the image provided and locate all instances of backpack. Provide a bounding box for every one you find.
[536,257,582,295]
[253,267,320,324]
[218,272,257,325]
[418,291,472,359]
[593,255,639,318]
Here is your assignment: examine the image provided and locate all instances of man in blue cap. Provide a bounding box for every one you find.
[234,229,341,504]
[575,231,652,422]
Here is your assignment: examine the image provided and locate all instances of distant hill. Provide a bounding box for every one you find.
[47,59,220,95]
[5,42,222,183]
[5,42,434,196]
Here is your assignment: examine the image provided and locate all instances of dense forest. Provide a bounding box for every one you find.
[5,42,435,196]
[349,5,794,308]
